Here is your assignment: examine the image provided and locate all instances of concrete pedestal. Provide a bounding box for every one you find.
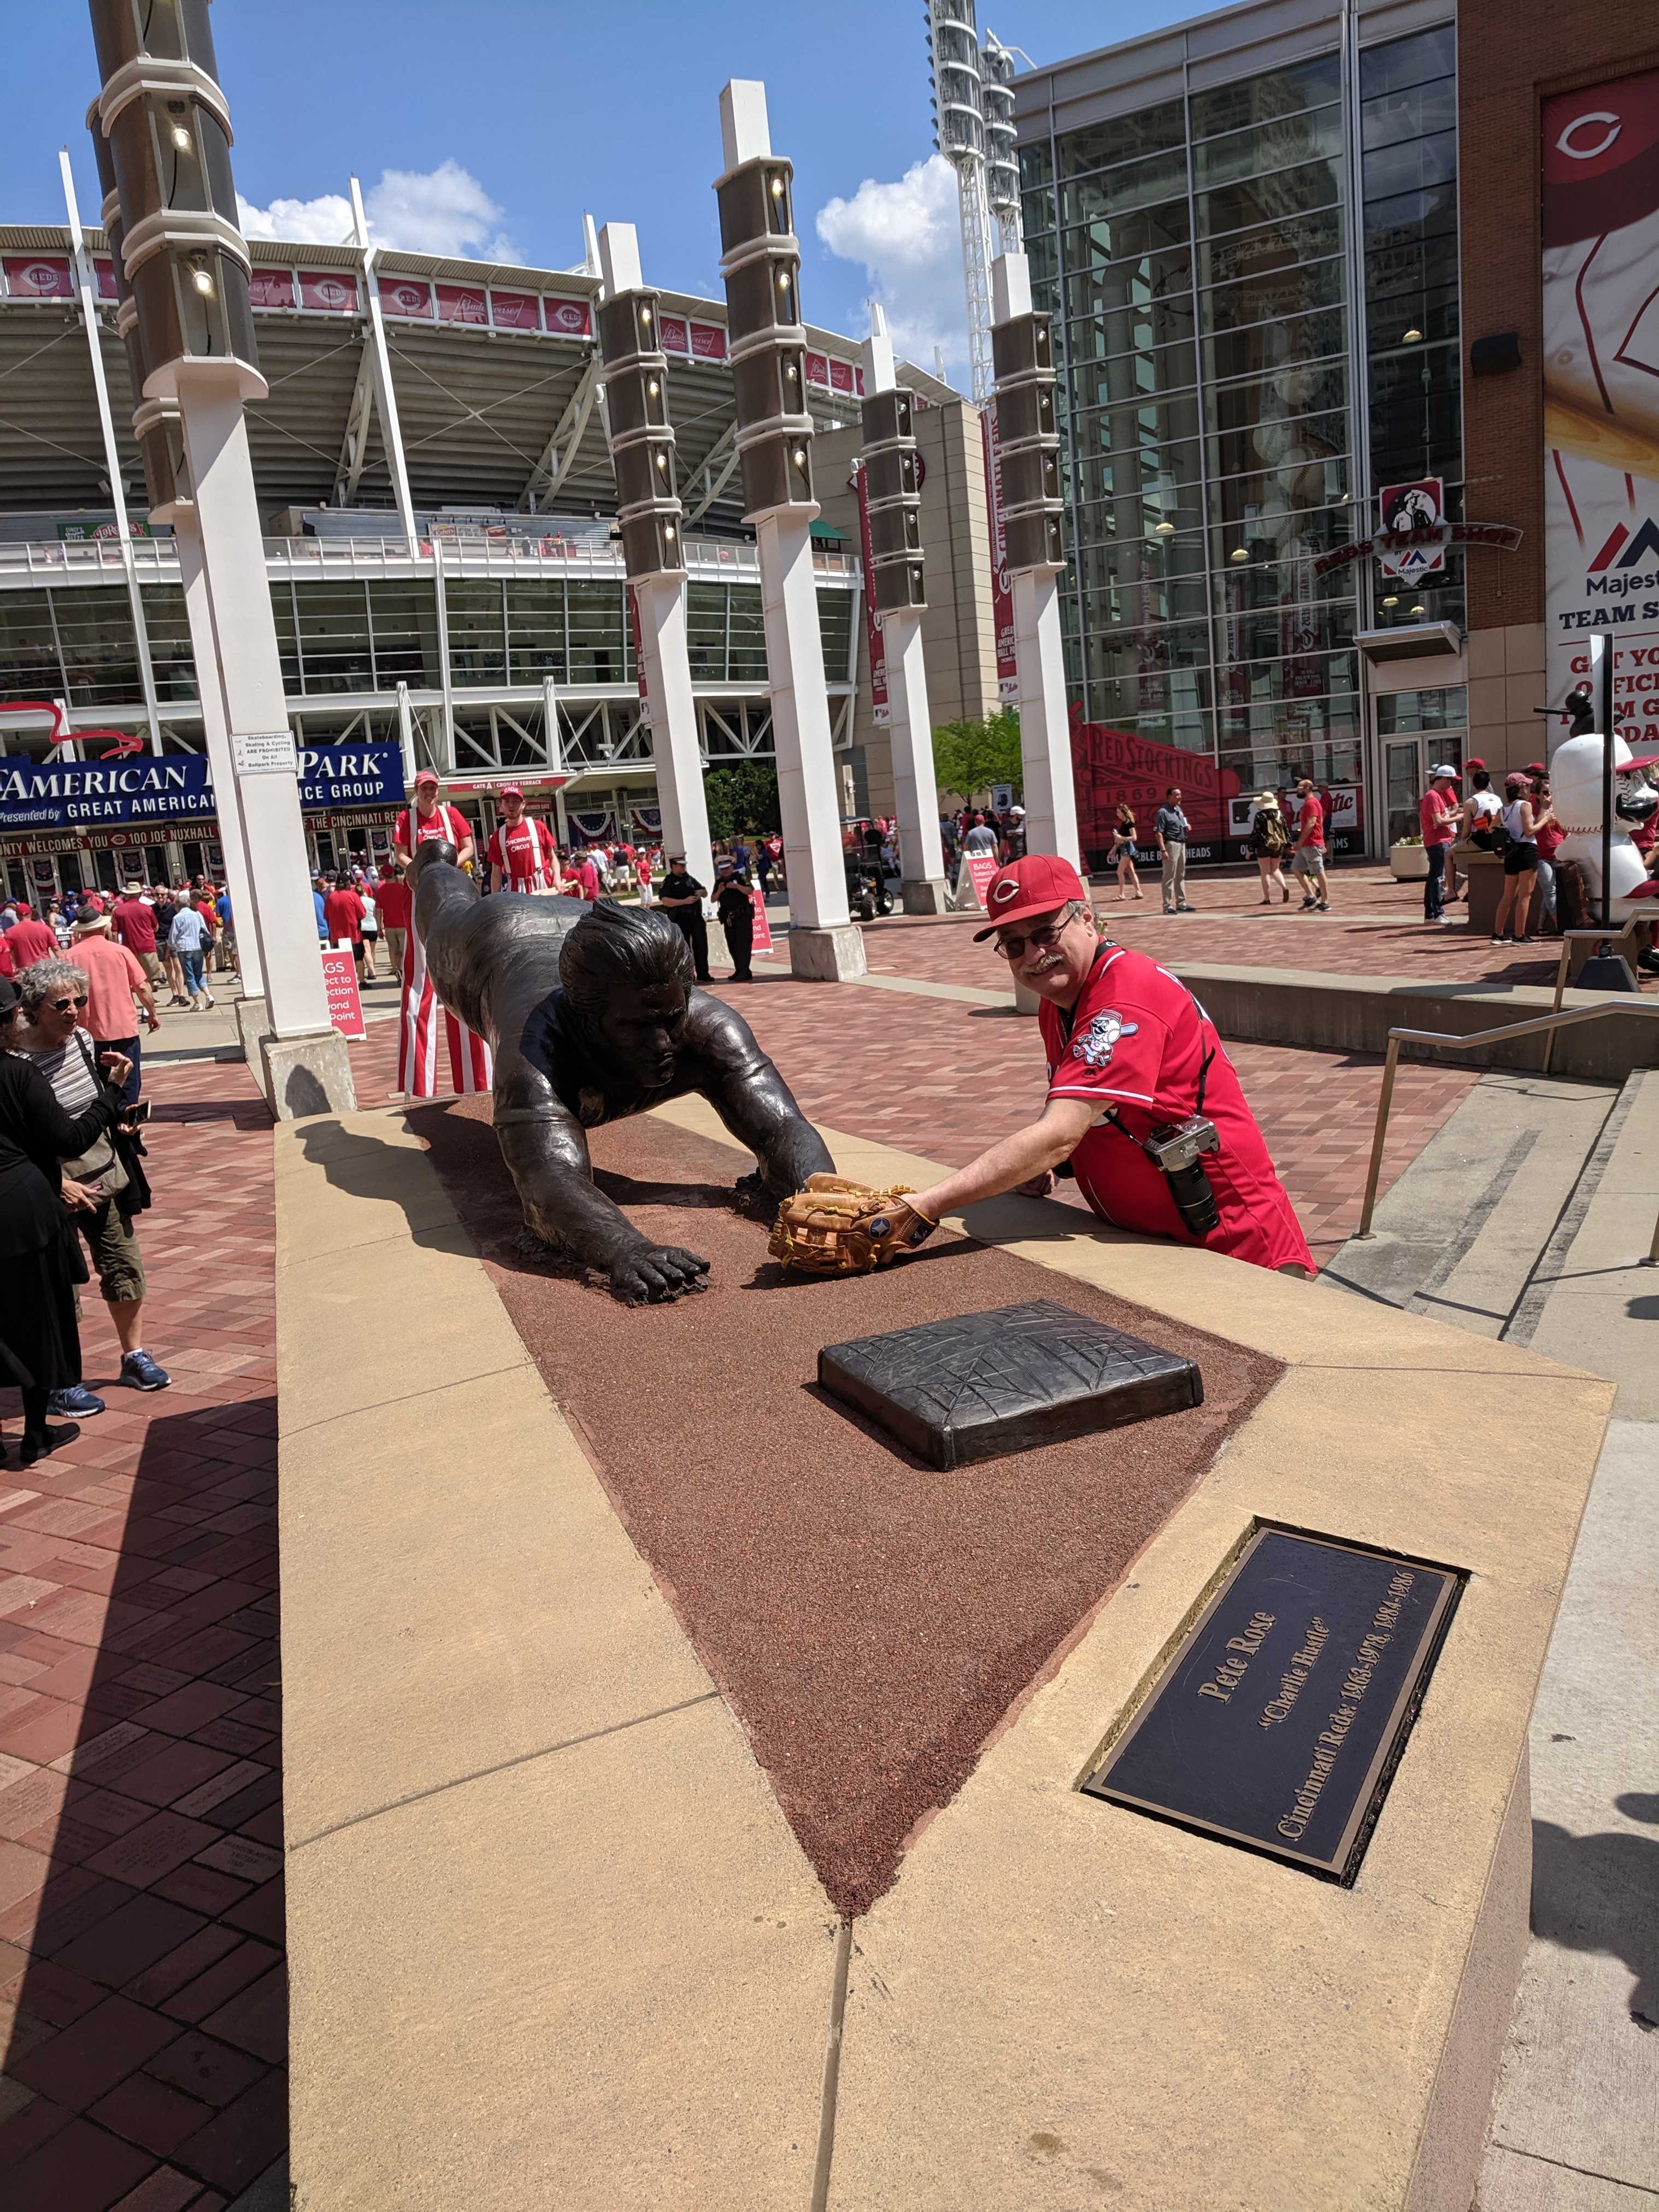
[787,923,867,981]
[260,1028,357,1121]
[1013,976,1041,1016]
[233,995,268,1061]
[1459,846,1503,935]
[901,879,950,916]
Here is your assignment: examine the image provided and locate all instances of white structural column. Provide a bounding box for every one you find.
[861,309,947,913]
[173,368,354,1113]
[172,513,264,1004]
[596,221,713,889]
[719,81,862,980]
[1011,565,1080,867]
[633,577,713,884]
[350,178,419,553]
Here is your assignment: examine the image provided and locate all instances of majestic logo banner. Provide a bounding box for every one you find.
[1543,65,1659,746]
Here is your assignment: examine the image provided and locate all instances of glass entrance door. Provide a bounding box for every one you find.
[1374,689,1468,851]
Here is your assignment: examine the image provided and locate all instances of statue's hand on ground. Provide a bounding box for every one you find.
[608,1243,711,1305]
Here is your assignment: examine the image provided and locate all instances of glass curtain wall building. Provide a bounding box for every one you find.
[1015,2,1463,848]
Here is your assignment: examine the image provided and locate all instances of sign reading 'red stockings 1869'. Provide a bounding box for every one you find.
[1543,64,1659,746]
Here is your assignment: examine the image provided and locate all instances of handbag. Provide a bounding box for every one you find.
[63,1033,134,1204]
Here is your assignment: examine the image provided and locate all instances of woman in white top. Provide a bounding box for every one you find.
[358,886,379,980]
[1492,773,1552,944]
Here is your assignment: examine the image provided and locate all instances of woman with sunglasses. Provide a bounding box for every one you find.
[0,975,126,1462]
[881,855,1313,1275]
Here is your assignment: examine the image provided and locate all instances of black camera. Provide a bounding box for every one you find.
[1143,1114,1220,1236]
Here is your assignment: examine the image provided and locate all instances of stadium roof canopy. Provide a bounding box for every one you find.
[0,227,958,531]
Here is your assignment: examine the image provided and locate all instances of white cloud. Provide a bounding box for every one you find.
[237,160,521,263]
[815,154,969,379]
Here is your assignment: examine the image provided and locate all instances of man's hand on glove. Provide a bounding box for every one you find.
[768,1173,939,1276]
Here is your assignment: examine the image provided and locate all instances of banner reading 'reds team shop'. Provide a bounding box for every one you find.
[1543,67,1659,745]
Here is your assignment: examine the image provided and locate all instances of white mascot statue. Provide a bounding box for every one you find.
[1550,726,1659,919]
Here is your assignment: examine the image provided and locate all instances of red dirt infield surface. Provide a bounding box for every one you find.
[413,1099,1283,1915]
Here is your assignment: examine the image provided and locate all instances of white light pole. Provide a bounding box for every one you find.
[860,307,947,912]
[596,222,713,891]
[716,81,863,979]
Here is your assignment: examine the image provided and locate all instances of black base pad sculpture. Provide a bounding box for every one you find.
[819,1301,1204,1468]
[410,844,833,1302]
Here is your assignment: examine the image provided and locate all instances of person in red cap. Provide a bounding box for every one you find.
[887,855,1313,1275]
[393,769,474,875]
[486,785,557,894]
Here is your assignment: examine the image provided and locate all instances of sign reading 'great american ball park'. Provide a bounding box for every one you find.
[1543,64,1659,746]
[0,742,404,831]
[1083,1527,1461,1882]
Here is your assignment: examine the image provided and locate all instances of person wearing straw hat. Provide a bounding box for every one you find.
[71,899,159,1107]
[1246,791,1291,904]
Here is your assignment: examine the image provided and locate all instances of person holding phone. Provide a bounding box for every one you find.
[14,957,168,1403]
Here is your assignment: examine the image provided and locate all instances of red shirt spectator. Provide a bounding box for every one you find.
[112,895,158,955]
[77,932,150,1042]
[4,916,58,968]
[486,814,557,891]
[574,856,601,902]
[374,871,411,931]
[1295,792,1325,850]
[1419,789,1456,845]
[323,885,367,944]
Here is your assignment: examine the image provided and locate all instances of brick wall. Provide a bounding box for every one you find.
[1459,0,1659,632]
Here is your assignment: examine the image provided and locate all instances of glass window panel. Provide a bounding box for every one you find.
[1063,242,1193,326]
[268,583,299,690]
[1020,140,1054,191]
[1190,55,1343,142]
[817,589,854,683]
[1201,252,1345,334]
[1216,648,1359,707]
[1067,292,1196,362]
[1079,563,1212,631]
[728,584,766,681]
[1361,77,1456,150]
[1366,227,1459,303]
[1208,495,1362,571]
[139,584,196,702]
[0,589,61,698]
[1193,102,1343,190]
[1197,156,1343,239]
[1070,389,1203,457]
[1216,598,1357,673]
[1027,233,1059,289]
[1363,128,1456,201]
[369,581,440,689]
[1068,334,1197,401]
[1203,305,1347,388]
[1060,149,1187,227]
[445,581,506,686]
[1075,530,1211,591]
[1022,186,1057,239]
[1359,26,1456,101]
[1195,208,1343,287]
[1060,202,1191,274]
[503,581,564,683]
[293,581,372,695]
[1083,680,1215,755]
[1083,619,1212,685]
[1208,355,1348,436]
[566,580,626,684]
[53,587,140,707]
[1209,405,1348,483]
[1362,180,1457,248]
[1056,99,1187,177]
[1367,283,1458,351]
[685,583,727,681]
[1072,432,1203,511]
[1375,686,1467,734]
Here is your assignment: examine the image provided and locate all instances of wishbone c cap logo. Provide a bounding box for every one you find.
[993,879,1018,901]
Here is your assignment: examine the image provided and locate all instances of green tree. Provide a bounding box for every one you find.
[929,708,1022,807]
[703,762,781,842]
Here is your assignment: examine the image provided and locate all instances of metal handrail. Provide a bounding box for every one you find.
[1354,998,1659,1248]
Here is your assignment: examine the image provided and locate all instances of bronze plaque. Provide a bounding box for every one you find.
[1082,1527,1462,1882]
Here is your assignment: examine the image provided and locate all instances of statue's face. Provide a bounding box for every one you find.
[596,978,690,1086]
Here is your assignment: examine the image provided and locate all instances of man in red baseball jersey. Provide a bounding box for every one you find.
[486,785,557,893]
[393,768,474,873]
[888,855,1312,1275]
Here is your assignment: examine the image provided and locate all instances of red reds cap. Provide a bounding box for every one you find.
[414,768,439,788]
[972,853,1090,940]
[1525,761,1547,776]
[1466,756,1486,771]
[500,783,524,799]
[1616,755,1659,772]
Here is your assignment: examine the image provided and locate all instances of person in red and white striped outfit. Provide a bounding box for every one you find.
[485,785,557,894]
[392,769,491,1099]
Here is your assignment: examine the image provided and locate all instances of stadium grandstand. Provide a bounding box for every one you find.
[0,221,954,897]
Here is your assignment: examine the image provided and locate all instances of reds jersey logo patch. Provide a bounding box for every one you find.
[1073,1009,1138,1068]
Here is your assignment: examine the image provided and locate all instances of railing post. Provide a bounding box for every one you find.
[1542,939,1571,1075]
[1355,1036,1402,1240]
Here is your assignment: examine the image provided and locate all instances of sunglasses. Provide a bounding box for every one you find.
[50,993,90,1012]
[994,914,1079,962]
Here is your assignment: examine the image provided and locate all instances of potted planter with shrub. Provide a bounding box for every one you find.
[1390,834,1429,880]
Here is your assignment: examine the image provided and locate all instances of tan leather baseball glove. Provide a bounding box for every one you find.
[768,1173,939,1275]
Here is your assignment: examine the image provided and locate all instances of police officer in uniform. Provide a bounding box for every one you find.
[656,854,711,982]
[715,859,754,983]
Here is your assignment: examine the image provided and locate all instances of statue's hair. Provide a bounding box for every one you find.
[559,897,693,1015]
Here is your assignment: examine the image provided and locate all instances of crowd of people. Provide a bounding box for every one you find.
[1414,756,1604,939]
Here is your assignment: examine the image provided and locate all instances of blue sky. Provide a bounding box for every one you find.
[0,0,1203,376]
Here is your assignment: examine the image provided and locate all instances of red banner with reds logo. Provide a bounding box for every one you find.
[1068,711,1243,866]
[4,257,72,299]
[299,269,358,313]
[980,413,1019,702]
[379,276,433,319]
[852,461,889,727]
[544,296,592,339]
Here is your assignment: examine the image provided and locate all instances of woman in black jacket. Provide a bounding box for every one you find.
[0,975,121,1463]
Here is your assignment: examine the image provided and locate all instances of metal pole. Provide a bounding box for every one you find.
[1541,938,1570,1075]
[1597,632,1614,929]
[1647,1198,1659,1268]
[350,177,420,555]
[1355,1035,1401,1240]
